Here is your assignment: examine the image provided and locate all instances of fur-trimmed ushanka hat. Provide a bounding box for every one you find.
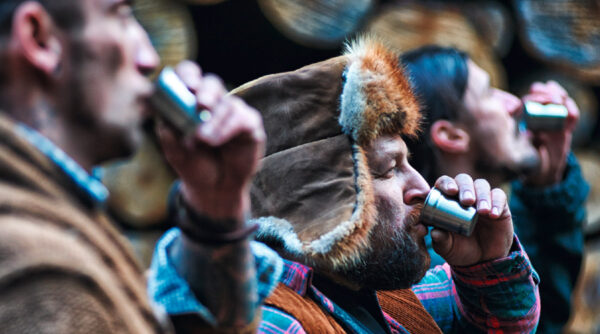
[233,37,420,271]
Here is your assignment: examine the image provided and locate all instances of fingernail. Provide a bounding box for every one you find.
[462,190,474,201]
[478,200,490,211]
[448,183,458,191]
[492,207,500,216]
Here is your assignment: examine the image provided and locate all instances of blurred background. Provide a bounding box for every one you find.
[99,1,600,332]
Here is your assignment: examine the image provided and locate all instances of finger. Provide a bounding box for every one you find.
[564,97,580,131]
[430,228,453,257]
[197,98,235,146]
[197,74,227,111]
[528,83,563,105]
[490,188,507,219]
[546,80,568,99]
[529,82,546,94]
[206,101,265,147]
[175,60,203,93]
[530,81,566,97]
[155,120,186,164]
[523,93,555,106]
[474,179,491,214]
[455,173,475,206]
[433,175,459,195]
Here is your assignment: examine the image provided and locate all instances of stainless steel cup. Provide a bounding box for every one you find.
[420,188,478,236]
[523,101,567,131]
[150,67,211,136]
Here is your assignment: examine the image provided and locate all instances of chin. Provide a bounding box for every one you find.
[94,125,143,164]
[336,228,431,291]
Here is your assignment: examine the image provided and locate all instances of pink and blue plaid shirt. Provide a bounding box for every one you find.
[258,236,540,334]
[149,231,539,333]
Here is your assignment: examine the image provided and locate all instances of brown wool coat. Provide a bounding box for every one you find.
[0,115,167,334]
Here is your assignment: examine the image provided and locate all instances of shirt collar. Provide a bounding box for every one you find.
[279,258,314,296]
[15,123,109,205]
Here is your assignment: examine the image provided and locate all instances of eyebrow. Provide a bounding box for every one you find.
[380,141,408,161]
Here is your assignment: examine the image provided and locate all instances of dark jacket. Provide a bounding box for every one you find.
[510,152,589,334]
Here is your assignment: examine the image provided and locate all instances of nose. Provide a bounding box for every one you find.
[403,164,430,205]
[500,89,522,118]
[133,23,160,76]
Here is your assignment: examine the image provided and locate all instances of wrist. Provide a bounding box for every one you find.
[174,188,259,244]
[180,182,249,222]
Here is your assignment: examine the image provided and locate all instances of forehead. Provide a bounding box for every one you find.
[80,0,122,15]
[367,135,408,160]
[466,60,490,93]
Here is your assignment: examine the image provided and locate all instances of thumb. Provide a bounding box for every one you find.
[431,228,453,257]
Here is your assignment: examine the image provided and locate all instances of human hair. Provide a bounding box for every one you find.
[400,46,469,185]
[0,0,84,35]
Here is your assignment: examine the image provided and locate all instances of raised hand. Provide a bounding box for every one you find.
[522,80,579,186]
[156,61,265,226]
[430,174,514,266]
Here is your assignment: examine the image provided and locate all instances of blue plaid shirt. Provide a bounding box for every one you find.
[148,227,283,326]
[15,123,109,204]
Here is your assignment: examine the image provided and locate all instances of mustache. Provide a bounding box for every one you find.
[407,203,425,228]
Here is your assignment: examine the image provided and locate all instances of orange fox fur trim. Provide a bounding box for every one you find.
[341,36,421,145]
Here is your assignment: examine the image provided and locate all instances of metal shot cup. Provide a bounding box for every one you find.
[420,188,478,236]
[523,101,567,131]
[149,67,211,136]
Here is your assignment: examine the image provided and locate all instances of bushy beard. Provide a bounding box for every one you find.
[335,203,430,290]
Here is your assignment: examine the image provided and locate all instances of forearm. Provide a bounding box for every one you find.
[168,183,259,329]
[415,237,540,333]
[450,238,540,333]
[170,233,257,328]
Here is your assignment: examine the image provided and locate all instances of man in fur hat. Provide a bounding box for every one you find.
[401,46,588,334]
[151,37,540,333]
[0,0,280,333]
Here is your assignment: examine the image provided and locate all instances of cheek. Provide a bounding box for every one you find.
[373,180,407,228]
[82,23,128,76]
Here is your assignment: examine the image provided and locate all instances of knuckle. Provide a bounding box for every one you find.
[436,175,451,185]
[175,60,198,73]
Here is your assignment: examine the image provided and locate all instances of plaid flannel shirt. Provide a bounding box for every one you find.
[258,236,540,334]
[148,228,283,326]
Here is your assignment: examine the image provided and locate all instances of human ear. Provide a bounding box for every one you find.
[430,120,470,154]
[12,2,62,75]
